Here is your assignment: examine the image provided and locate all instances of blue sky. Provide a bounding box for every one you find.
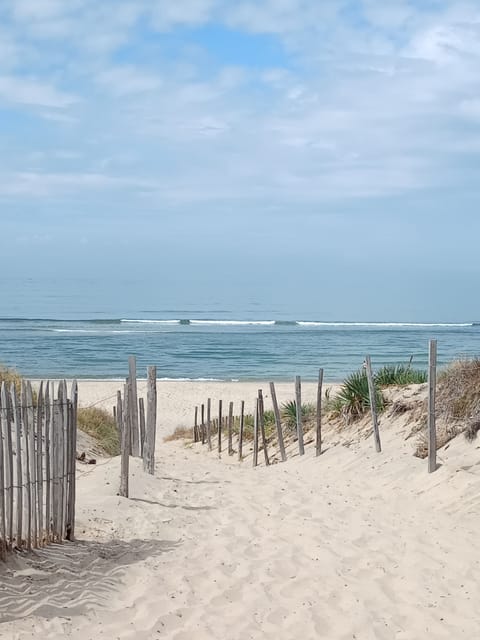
[1,0,480,320]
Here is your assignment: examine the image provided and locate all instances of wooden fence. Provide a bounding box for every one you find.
[116,357,158,498]
[192,341,440,473]
[192,373,324,467]
[0,379,78,559]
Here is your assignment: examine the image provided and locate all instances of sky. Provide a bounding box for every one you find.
[0,0,480,320]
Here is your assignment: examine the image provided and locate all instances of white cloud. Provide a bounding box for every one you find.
[95,66,162,96]
[0,75,77,107]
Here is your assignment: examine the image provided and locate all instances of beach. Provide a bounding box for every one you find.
[1,379,480,639]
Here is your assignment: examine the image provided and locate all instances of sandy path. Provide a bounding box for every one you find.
[2,414,479,639]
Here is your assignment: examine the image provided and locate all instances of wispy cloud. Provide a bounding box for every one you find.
[0,0,479,210]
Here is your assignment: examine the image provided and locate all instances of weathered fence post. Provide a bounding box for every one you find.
[253,397,259,468]
[143,366,157,475]
[316,368,324,457]
[201,403,206,445]
[365,356,381,453]
[194,406,198,442]
[428,339,437,473]
[258,390,270,466]
[238,400,245,461]
[119,383,130,497]
[218,400,223,455]
[206,398,212,451]
[128,356,140,457]
[269,382,286,462]
[228,401,234,455]
[295,376,305,456]
[139,397,146,458]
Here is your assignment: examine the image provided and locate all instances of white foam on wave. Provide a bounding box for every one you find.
[158,377,225,381]
[190,320,275,326]
[297,322,472,327]
[121,319,181,324]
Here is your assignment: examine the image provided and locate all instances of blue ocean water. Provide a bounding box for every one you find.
[0,314,479,381]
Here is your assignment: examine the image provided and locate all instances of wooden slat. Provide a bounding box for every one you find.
[12,384,23,549]
[45,382,52,542]
[3,383,14,550]
[194,406,198,442]
[26,383,38,547]
[36,383,44,546]
[295,376,305,456]
[316,369,324,457]
[0,385,6,560]
[22,382,32,550]
[269,382,286,462]
[70,380,78,538]
[365,356,381,453]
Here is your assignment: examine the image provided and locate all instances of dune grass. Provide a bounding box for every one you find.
[375,364,427,386]
[331,369,384,419]
[77,407,120,455]
[0,364,24,395]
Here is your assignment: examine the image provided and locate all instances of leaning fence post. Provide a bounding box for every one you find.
[295,376,305,455]
[218,400,223,455]
[206,398,212,451]
[365,356,381,453]
[238,400,245,461]
[258,390,270,466]
[316,368,324,457]
[269,382,286,462]
[193,406,198,442]
[128,356,139,457]
[144,366,157,475]
[428,339,437,473]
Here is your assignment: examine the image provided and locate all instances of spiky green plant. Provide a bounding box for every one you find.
[280,400,315,429]
[375,364,427,386]
[331,369,384,419]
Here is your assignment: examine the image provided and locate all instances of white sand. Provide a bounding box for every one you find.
[2,381,480,639]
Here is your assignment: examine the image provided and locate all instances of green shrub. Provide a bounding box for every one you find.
[77,407,120,455]
[375,364,427,386]
[331,369,384,418]
[281,400,315,429]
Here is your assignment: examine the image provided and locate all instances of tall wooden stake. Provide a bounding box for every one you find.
[428,339,437,473]
[295,376,304,455]
[269,382,286,462]
[316,368,324,457]
[365,356,381,453]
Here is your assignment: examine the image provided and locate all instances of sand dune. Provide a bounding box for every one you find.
[1,382,480,639]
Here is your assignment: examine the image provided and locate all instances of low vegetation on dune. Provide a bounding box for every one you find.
[0,364,24,395]
[330,370,384,419]
[77,407,120,456]
[414,358,480,457]
[375,364,427,386]
[330,364,428,421]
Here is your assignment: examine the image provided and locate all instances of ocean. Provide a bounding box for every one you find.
[0,314,479,381]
